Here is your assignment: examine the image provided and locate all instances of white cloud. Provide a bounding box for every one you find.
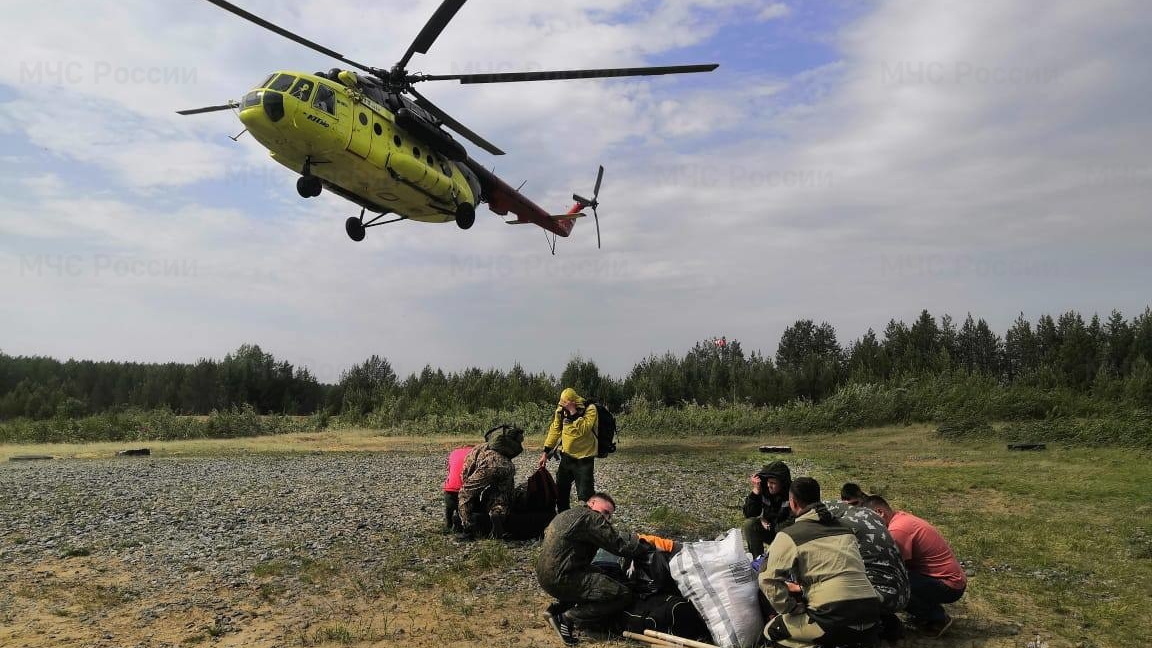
[759,3,791,21]
[2,0,1151,380]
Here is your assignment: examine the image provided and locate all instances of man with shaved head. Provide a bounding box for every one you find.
[864,496,966,637]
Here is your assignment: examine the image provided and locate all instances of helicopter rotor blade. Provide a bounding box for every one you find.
[417,63,718,84]
[396,0,468,70]
[572,193,592,206]
[592,207,601,249]
[408,87,505,156]
[201,0,376,74]
[176,101,238,115]
[592,164,604,200]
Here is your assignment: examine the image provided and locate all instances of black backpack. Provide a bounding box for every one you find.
[506,466,558,540]
[589,402,617,458]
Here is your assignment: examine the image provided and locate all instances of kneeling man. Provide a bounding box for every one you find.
[535,492,645,645]
[760,477,882,648]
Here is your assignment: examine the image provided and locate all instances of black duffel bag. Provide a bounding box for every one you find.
[621,593,711,642]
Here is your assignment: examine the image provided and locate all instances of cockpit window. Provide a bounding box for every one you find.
[257,73,275,89]
[268,74,296,92]
[289,78,314,102]
[313,85,336,115]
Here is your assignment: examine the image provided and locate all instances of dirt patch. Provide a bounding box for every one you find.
[0,555,563,648]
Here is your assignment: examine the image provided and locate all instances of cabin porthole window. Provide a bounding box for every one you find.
[393,135,402,147]
[358,112,368,126]
[373,123,383,136]
[412,147,421,158]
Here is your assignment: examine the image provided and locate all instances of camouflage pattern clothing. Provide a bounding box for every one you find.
[825,501,911,613]
[536,505,643,626]
[458,442,516,531]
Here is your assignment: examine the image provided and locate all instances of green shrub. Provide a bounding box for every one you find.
[0,406,321,444]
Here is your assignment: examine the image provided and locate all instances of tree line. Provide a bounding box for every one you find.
[0,344,324,420]
[2,307,1151,423]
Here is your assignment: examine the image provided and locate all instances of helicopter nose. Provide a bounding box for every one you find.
[238,89,285,123]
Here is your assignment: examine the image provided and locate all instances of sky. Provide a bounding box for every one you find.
[1,0,1150,383]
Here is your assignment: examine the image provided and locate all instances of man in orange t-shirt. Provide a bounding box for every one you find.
[865,496,966,637]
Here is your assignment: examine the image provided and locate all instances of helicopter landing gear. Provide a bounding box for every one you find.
[296,175,322,198]
[455,203,475,230]
[345,207,404,241]
[297,157,322,198]
[345,216,366,242]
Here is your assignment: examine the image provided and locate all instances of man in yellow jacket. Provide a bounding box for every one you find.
[537,387,599,512]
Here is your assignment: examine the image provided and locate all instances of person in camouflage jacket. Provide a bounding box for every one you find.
[824,499,911,642]
[536,493,645,643]
[458,426,524,540]
[824,500,910,613]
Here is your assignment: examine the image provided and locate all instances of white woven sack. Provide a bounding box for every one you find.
[668,528,763,648]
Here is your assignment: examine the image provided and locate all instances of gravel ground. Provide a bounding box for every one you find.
[0,447,786,647]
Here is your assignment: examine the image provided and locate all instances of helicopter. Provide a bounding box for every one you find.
[178,0,717,245]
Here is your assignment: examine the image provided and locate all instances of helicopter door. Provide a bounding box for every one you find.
[347,106,372,159]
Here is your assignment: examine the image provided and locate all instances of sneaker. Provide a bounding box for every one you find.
[920,614,953,638]
[546,601,574,616]
[543,611,578,646]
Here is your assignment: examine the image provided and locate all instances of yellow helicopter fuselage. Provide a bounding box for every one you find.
[237,71,477,223]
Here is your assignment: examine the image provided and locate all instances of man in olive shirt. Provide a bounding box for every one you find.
[760,478,881,648]
[537,387,600,511]
[536,492,644,645]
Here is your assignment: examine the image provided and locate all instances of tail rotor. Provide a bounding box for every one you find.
[572,165,605,248]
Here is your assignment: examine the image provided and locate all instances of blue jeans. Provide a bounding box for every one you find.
[906,570,964,622]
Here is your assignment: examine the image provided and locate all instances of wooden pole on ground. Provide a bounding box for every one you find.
[622,630,677,646]
[643,629,722,648]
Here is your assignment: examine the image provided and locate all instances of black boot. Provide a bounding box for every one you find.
[490,514,507,540]
[880,613,905,642]
[444,493,461,533]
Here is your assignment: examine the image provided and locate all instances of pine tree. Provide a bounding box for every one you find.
[882,319,911,376]
[909,310,941,373]
[846,329,885,382]
[1004,313,1038,381]
[1104,310,1133,376]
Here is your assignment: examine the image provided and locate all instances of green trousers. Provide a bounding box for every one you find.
[555,454,595,511]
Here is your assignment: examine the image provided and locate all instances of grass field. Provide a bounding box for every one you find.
[2,424,1149,648]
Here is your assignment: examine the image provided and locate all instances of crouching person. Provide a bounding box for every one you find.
[458,426,524,540]
[760,477,882,648]
[536,492,645,646]
[825,498,911,641]
[442,444,474,533]
[740,461,794,558]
